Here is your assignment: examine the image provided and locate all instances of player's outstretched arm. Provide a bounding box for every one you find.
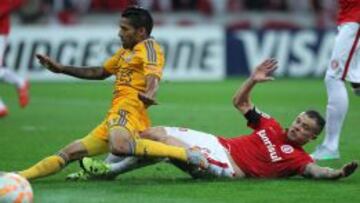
[138,74,160,107]
[36,54,111,80]
[232,58,278,114]
[302,161,358,180]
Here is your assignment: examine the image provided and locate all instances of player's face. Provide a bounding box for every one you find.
[119,18,139,49]
[287,112,318,145]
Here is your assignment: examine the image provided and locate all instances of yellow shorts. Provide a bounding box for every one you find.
[80,95,150,156]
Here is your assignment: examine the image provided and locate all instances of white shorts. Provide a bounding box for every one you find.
[164,127,235,178]
[326,22,360,83]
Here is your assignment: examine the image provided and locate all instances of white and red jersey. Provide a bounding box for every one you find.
[0,0,23,35]
[218,109,314,178]
[337,0,360,25]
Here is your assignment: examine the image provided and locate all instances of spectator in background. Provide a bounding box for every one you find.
[46,0,92,25]
[17,0,44,24]
[137,0,172,12]
[0,0,30,117]
[90,0,132,12]
[172,0,198,11]
[316,0,338,28]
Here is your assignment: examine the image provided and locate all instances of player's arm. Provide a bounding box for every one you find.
[36,54,111,80]
[232,58,278,114]
[138,74,160,107]
[302,161,358,180]
[137,40,165,106]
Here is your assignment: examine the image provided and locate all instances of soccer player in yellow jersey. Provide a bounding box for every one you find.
[18,7,207,180]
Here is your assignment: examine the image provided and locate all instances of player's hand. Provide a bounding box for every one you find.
[251,58,278,83]
[138,92,158,107]
[340,161,358,178]
[36,54,64,73]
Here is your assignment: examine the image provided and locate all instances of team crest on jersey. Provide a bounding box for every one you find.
[331,59,339,70]
[281,145,294,154]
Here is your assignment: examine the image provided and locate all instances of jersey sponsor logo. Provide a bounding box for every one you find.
[257,129,283,162]
[280,145,294,154]
[227,29,336,77]
[5,26,224,81]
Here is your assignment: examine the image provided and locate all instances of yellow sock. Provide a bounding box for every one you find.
[18,155,65,180]
[134,139,187,162]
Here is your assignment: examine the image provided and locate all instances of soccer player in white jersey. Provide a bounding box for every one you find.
[311,0,360,160]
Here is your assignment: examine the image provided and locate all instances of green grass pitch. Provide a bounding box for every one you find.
[0,79,359,203]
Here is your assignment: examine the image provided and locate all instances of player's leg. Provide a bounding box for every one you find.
[19,123,108,180]
[18,140,87,180]
[0,68,29,108]
[80,100,208,176]
[107,107,207,165]
[162,127,236,178]
[0,36,29,108]
[0,97,8,117]
[108,126,196,165]
[320,75,347,156]
[78,126,169,177]
[70,128,170,180]
[104,153,126,163]
[312,23,360,160]
[99,126,184,176]
[141,126,189,147]
[104,126,233,179]
[80,124,209,178]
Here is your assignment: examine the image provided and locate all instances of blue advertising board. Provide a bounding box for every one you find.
[226,29,337,77]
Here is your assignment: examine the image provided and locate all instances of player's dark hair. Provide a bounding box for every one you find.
[121,7,153,36]
[305,110,325,135]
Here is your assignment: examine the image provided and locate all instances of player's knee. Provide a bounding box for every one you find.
[140,126,166,142]
[109,128,133,155]
[109,141,131,155]
[59,140,87,163]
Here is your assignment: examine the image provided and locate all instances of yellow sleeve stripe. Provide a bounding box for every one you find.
[145,40,157,63]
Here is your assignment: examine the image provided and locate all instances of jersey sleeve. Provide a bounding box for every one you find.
[244,107,278,130]
[134,40,165,79]
[103,48,123,74]
[290,153,315,176]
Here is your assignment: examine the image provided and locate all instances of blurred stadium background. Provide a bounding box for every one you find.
[1,1,360,203]
[6,0,338,81]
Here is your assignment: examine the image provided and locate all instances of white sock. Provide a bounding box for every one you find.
[109,157,140,174]
[109,156,162,175]
[0,98,6,110]
[322,75,349,151]
[0,68,25,88]
[104,153,126,163]
[103,154,141,174]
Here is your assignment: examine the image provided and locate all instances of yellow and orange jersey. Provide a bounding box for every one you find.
[103,38,165,98]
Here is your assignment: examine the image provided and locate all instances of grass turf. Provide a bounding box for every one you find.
[0,79,359,203]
